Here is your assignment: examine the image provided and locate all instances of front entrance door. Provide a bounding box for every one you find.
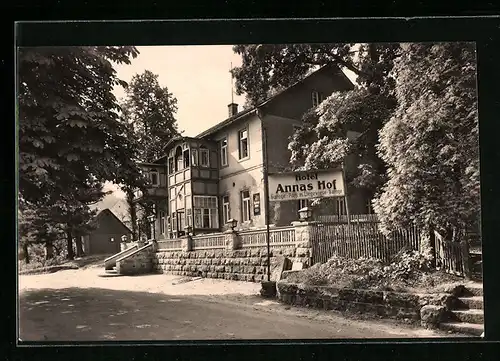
[177,210,185,237]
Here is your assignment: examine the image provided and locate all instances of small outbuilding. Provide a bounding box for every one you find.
[81,208,132,255]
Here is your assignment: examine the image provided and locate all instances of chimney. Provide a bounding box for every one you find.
[228,103,238,117]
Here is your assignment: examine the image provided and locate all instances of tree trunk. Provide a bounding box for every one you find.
[66,230,74,260]
[23,243,30,264]
[75,235,84,258]
[126,189,138,242]
[45,240,54,260]
[428,227,436,268]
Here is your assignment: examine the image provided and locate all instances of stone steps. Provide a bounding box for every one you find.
[449,309,484,324]
[462,283,483,297]
[457,296,483,310]
[440,322,484,336]
[437,283,484,336]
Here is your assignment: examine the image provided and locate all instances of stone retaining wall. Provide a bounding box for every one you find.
[276,280,455,327]
[116,244,155,275]
[153,247,300,282]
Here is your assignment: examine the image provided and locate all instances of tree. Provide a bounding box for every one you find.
[121,70,180,238]
[288,88,394,200]
[232,43,400,105]
[18,197,65,261]
[18,46,144,206]
[374,43,479,241]
[18,46,148,259]
[122,70,179,162]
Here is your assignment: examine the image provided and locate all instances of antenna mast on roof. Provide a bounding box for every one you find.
[230,62,234,104]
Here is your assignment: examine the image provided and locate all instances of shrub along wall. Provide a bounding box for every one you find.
[153,246,299,282]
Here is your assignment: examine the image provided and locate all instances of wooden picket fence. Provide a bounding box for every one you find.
[433,230,472,279]
[310,221,421,264]
[315,214,380,223]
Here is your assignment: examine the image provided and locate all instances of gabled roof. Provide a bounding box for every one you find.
[94,208,132,234]
[195,63,353,139]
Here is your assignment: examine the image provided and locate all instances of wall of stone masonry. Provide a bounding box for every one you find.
[153,246,303,282]
[116,245,155,275]
[276,279,456,327]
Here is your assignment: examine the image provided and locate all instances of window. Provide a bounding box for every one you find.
[238,128,249,159]
[191,149,198,166]
[178,211,185,232]
[193,196,218,228]
[183,149,190,168]
[175,146,183,172]
[241,190,251,222]
[220,137,228,167]
[171,212,177,231]
[200,148,209,167]
[168,158,174,174]
[159,211,166,235]
[186,208,192,227]
[222,195,230,224]
[312,91,323,108]
[298,199,308,210]
[150,170,159,186]
[337,198,347,216]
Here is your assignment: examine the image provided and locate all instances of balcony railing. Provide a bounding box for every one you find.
[134,187,168,200]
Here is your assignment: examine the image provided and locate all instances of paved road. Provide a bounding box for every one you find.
[18,269,462,341]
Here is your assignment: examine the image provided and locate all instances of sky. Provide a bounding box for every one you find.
[113,45,246,137]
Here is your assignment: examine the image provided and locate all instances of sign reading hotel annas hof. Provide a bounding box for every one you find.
[268,169,345,201]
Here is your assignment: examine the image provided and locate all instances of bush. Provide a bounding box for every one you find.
[287,250,448,292]
[18,240,69,271]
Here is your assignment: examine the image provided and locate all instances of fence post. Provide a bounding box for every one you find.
[460,240,472,280]
[291,221,313,269]
[224,229,241,250]
[181,234,193,252]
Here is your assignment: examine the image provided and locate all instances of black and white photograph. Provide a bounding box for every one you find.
[17,37,483,341]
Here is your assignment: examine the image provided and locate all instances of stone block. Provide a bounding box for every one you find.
[339,289,384,305]
[250,258,261,266]
[260,281,277,298]
[383,292,420,309]
[295,247,311,257]
[420,305,446,329]
[215,265,225,272]
[250,249,260,257]
[418,293,455,309]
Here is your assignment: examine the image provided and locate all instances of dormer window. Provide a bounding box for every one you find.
[312,91,323,108]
